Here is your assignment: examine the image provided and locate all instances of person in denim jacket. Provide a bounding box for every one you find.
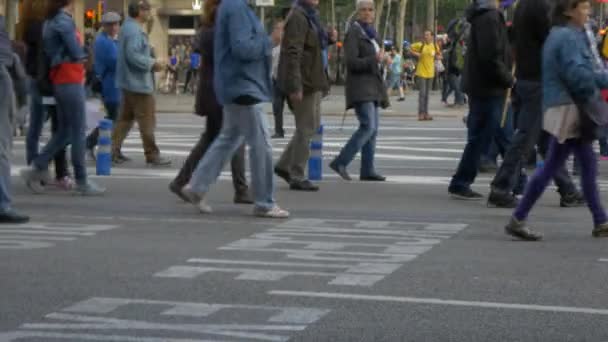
[505,0,608,240]
[21,0,105,196]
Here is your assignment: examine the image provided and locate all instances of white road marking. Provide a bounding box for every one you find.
[268,291,608,316]
[156,219,466,286]
[599,259,608,262]
[0,223,119,250]
[0,297,329,342]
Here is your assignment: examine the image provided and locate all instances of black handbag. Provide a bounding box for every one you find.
[575,91,608,141]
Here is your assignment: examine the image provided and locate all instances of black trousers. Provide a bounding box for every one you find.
[172,113,248,195]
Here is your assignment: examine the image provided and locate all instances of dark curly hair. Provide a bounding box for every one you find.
[46,0,71,19]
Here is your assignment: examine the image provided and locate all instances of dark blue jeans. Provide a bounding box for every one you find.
[492,81,577,196]
[33,84,87,185]
[449,95,504,193]
[26,79,69,179]
[334,102,379,177]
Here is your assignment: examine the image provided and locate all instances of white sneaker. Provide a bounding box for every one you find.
[181,185,212,214]
[20,167,48,194]
[253,205,290,219]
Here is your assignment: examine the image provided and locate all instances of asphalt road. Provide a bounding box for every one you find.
[1,110,608,342]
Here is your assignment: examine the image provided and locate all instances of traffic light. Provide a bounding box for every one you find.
[85,9,95,28]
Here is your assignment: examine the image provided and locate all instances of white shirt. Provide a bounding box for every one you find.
[272,45,281,80]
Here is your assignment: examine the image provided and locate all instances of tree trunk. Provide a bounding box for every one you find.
[426,0,434,31]
[382,0,392,42]
[375,0,385,32]
[396,0,408,54]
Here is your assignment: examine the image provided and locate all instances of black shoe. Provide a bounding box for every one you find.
[147,156,172,167]
[592,223,608,238]
[449,188,484,201]
[560,192,585,208]
[505,217,543,241]
[169,181,190,203]
[478,161,497,173]
[234,192,254,204]
[272,133,285,139]
[290,180,319,192]
[274,167,291,185]
[487,190,518,208]
[329,160,352,181]
[0,210,30,224]
[397,97,405,102]
[112,153,131,165]
[360,174,387,182]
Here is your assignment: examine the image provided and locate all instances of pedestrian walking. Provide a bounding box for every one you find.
[181,0,289,218]
[488,0,584,209]
[387,48,405,102]
[410,30,441,121]
[271,20,286,139]
[329,0,389,182]
[448,0,514,200]
[86,12,126,161]
[0,14,29,223]
[112,0,170,166]
[183,48,200,94]
[21,0,105,196]
[21,0,73,191]
[169,0,252,205]
[275,0,330,192]
[506,0,608,241]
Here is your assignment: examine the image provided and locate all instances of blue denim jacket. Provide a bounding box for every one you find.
[42,10,87,68]
[94,32,120,104]
[542,25,608,110]
[214,0,272,105]
[116,17,155,94]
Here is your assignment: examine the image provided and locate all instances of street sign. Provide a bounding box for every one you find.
[256,0,274,7]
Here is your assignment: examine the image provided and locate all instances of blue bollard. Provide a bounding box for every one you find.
[308,124,324,181]
[96,119,113,176]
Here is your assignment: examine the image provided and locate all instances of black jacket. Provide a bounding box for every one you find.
[344,21,389,110]
[461,2,513,97]
[194,25,221,118]
[512,0,551,81]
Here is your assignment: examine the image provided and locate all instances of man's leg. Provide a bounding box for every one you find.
[112,91,135,159]
[276,92,318,186]
[173,115,222,189]
[230,144,249,198]
[26,79,45,165]
[272,80,285,137]
[240,103,276,210]
[449,96,502,197]
[132,93,164,164]
[417,77,426,117]
[489,82,542,206]
[189,106,245,195]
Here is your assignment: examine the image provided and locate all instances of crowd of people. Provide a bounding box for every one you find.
[1,0,608,242]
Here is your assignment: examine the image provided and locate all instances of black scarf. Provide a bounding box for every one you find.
[295,0,328,50]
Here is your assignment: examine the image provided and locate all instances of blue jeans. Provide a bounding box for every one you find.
[189,103,275,210]
[0,67,14,212]
[32,84,87,185]
[449,95,504,192]
[334,102,379,177]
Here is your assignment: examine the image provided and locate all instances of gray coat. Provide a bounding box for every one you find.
[344,22,389,110]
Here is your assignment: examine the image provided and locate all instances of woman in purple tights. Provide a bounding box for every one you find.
[505,0,608,241]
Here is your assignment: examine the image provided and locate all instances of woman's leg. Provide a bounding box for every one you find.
[572,141,607,226]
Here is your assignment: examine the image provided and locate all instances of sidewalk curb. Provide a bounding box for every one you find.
[156,109,465,118]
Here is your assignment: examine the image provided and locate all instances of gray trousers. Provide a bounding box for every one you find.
[276,91,322,182]
[0,65,15,212]
[417,77,433,115]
